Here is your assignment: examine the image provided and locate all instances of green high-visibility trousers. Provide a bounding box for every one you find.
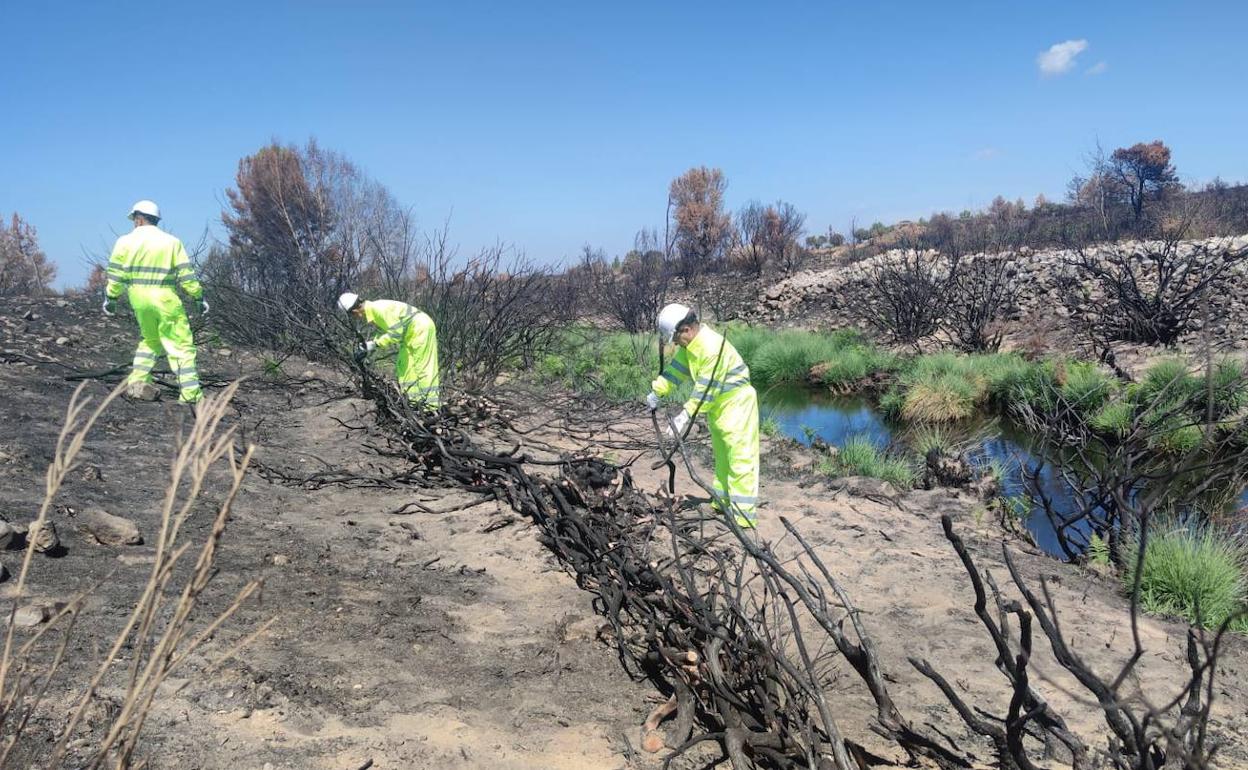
[708,385,760,528]
[125,286,202,403]
[395,312,440,408]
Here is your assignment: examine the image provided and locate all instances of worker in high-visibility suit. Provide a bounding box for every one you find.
[646,303,760,528]
[103,200,207,405]
[338,292,440,408]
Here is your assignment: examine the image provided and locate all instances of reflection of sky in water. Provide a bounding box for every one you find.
[760,384,1246,560]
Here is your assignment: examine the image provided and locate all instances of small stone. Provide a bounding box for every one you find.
[55,337,71,346]
[124,381,160,401]
[55,299,68,308]
[0,522,14,550]
[271,554,290,566]
[13,605,49,628]
[80,509,143,546]
[302,370,316,379]
[29,520,59,553]
[12,601,64,628]
[79,465,104,482]
[218,348,233,357]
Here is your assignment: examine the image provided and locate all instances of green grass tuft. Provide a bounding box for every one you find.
[819,435,916,489]
[1125,525,1248,631]
[760,415,781,438]
[746,330,846,388]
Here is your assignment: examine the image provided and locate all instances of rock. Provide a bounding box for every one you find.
[302,370,316,379]
[218,348,233,357]
[13,602,65,628]
[0,522,14,550]
[124,381,160,401]
[13,605,49,628]
[841,476,900,499]
[55,336,71,346]
[79,465,103,482]
[271,554,290,566]
[79,509,143,546]
[21,310,34,321]
[55,299,68,308]
[29,520,59,553]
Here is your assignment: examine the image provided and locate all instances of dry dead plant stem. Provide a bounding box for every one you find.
[0,380,267,769]
[0,381,124,762]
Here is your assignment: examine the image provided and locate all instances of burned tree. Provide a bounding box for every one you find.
[941,254,1021,352]
[736,202,768,277]
[581,229,670,334]
[760,201,807,274]
[1059,226,1248,347]
[850,249,949,346]
[669,167,732,287]
[0,213,56,296]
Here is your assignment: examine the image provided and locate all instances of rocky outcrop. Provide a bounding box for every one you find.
[750,234,1248,348]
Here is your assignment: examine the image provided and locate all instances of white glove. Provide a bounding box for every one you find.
[365,340,377,352]
[645,392,660,411]
[200,299,210,315]
[102,297,115,317]
[664,410,691,440]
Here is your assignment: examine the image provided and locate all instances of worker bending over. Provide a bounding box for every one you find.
[103,200,206,405]
[338,293,441,408]
[646,303,760,528]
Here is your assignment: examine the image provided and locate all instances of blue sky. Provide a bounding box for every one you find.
[2,0,1246,287]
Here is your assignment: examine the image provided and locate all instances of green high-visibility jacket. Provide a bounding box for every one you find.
[362,299,440,406]
[651,324,752,419]
[105,225,202,300]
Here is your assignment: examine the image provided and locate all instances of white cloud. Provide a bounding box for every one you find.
[1086,60,1109,76]
[973,147,1000,160]
[1037,39,1089,76]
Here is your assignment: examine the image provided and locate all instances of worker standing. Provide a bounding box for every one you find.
[646,303,760,528]
[103,200,206,405]
[338,293,440,408]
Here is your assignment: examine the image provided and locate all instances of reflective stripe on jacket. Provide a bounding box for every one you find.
[105,225,202,299]
[650,324,752,418]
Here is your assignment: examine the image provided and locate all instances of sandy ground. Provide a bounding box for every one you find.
[2,295,1247,768]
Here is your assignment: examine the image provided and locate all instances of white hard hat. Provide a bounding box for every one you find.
[337,292,361,312]
[657,303,693,343]
[129,200,160,220]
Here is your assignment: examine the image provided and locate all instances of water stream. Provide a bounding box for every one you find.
[762,384,1103,558]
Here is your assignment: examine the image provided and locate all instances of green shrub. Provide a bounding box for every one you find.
[819,435,915,489]
[1194,359,1248,420]
[817,346,899,389]
[902,372,980,422]
[1060,362,1118,414]
[1087,532,1112,567]
[723,325,772,368]
[909,425,955,456]
[748,330,845,387]
[1090,400,1135,437]
[1125,525,1248,631]
[878,387,905,419]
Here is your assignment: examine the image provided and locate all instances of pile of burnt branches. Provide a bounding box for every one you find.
[321,370,1235,769]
